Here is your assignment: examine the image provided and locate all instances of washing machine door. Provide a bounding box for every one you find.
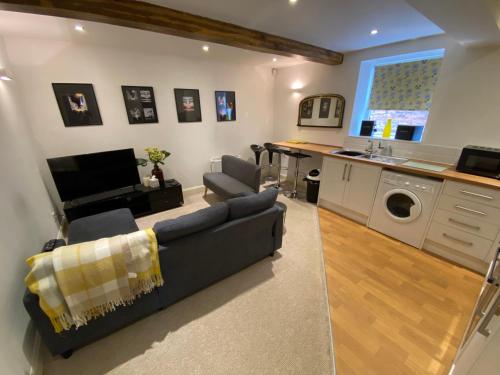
[383,189,422,223]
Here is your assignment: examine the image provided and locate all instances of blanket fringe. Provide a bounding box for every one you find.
[54,274,165,330]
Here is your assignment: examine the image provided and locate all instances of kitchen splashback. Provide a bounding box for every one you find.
[343,137,462,165]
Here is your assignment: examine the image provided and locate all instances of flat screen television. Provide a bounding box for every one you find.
[47,148,141,201]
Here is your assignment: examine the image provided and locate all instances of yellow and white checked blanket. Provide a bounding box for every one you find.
[25,229,163,333]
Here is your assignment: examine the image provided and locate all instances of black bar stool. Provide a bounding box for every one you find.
[250,144,265,165]
[283,150,311,199]
[263,143,286,189]
[263,143,275,167]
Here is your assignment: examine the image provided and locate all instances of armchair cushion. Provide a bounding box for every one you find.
[203,172,255,199]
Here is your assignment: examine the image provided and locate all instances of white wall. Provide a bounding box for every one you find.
[5,36,275,207]
[0,36,59,375]
[273,34,500,150]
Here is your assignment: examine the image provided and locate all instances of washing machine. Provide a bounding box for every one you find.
[368,170,443,248]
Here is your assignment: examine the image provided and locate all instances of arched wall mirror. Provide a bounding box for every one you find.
[297,94,345,128]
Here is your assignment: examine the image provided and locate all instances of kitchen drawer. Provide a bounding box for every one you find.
[427,222,493,260]
[433,208,500,240]
[443,180,500,208]
[438,194,500,225]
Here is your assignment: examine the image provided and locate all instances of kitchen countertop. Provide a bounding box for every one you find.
[273,141,500,190]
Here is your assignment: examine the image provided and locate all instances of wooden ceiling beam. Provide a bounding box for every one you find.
[0,0,344,65]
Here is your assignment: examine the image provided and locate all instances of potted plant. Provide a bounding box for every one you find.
[138,147,171,186]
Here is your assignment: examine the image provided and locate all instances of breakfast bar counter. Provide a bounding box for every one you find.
[273,141,500,190]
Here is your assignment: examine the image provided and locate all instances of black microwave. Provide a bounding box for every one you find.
[456,145,500,180]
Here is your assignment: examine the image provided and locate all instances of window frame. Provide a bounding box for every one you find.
[349,48,445,143]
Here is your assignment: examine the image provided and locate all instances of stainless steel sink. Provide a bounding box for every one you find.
[356,154,408,165]
[331,150,367,157]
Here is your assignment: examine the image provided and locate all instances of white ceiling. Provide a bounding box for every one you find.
[0,11,302,68]
[407,0,500,47]
[146,0,444,52]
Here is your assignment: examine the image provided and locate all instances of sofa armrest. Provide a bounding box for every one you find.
[272,204,284,251]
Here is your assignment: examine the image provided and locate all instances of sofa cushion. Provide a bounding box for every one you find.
[227,188,278,220]
[203,172,255,199]
[153,202,229,244]
[68,208,139,245]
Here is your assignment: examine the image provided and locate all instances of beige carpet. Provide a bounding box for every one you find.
[43,190,335,375]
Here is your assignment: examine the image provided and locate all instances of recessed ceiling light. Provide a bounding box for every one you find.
[370,29,379,35]
[273,58,277,62]
[289,0,298,4]
[74,24,85,32]
[202,45,209,52]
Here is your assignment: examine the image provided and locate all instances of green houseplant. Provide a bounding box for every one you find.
[139,147,171,185]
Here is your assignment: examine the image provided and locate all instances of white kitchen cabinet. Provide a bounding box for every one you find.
[424,180,500,273]
[319,157,382,222]
[318,156,347,206]
[343,162,383,216]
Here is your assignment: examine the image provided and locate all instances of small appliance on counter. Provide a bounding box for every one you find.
[456,145,500,180]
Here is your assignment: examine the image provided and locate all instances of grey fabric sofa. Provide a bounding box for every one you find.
[23,189,283,358]
[203,155,261,199]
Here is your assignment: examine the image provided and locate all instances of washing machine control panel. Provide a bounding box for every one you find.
[382,174,435,194]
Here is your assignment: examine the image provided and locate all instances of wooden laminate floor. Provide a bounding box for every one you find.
[318,208,483,375]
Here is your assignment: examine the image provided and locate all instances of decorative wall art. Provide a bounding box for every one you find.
[319,98,331,118]
[52,83,102,127]
[300,98,314,119]
[121,86,158,124]
[215,91,236,121]
[297,94,345,128]
[174,88,202,123]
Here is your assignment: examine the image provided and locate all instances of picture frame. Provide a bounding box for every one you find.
[297,94,345,128]
[52,83,102,127]
[300,98,314,119]
[121,86,158,124]
[214,91,236,121]
[174,88,202,123]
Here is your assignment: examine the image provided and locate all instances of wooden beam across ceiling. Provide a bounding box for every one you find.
[0,0,344,65]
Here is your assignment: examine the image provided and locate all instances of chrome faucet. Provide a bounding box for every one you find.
[378,141,393,156]
[365,140,374,154]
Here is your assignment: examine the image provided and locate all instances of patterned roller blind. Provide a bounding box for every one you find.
[368,58,442,111]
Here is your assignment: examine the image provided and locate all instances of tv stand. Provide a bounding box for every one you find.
[64,179,183,222]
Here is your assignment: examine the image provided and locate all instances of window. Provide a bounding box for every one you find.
[350,49,444,142]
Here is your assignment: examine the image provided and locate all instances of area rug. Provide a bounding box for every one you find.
[43,191,335,375]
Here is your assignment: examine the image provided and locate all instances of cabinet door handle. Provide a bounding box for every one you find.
[448,218,481,231]
[454,205,487,216]
[486,248,500,284]
[347,164,352,182]
[459,190,494,200]
[478,293,500,337]
[442,233,474,246]
[342,163,347,181]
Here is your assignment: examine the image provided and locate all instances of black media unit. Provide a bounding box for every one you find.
[63,179,184,222]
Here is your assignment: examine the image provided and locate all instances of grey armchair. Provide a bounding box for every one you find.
[203,155,261,199]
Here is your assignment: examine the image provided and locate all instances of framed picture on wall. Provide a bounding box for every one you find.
[300,98,314,119]
[319,98,331,118]
[174,88,202,123]
[121,86,158,124]
[214,91,236,121]
[52,83,103,127]
[297,94,345,128]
